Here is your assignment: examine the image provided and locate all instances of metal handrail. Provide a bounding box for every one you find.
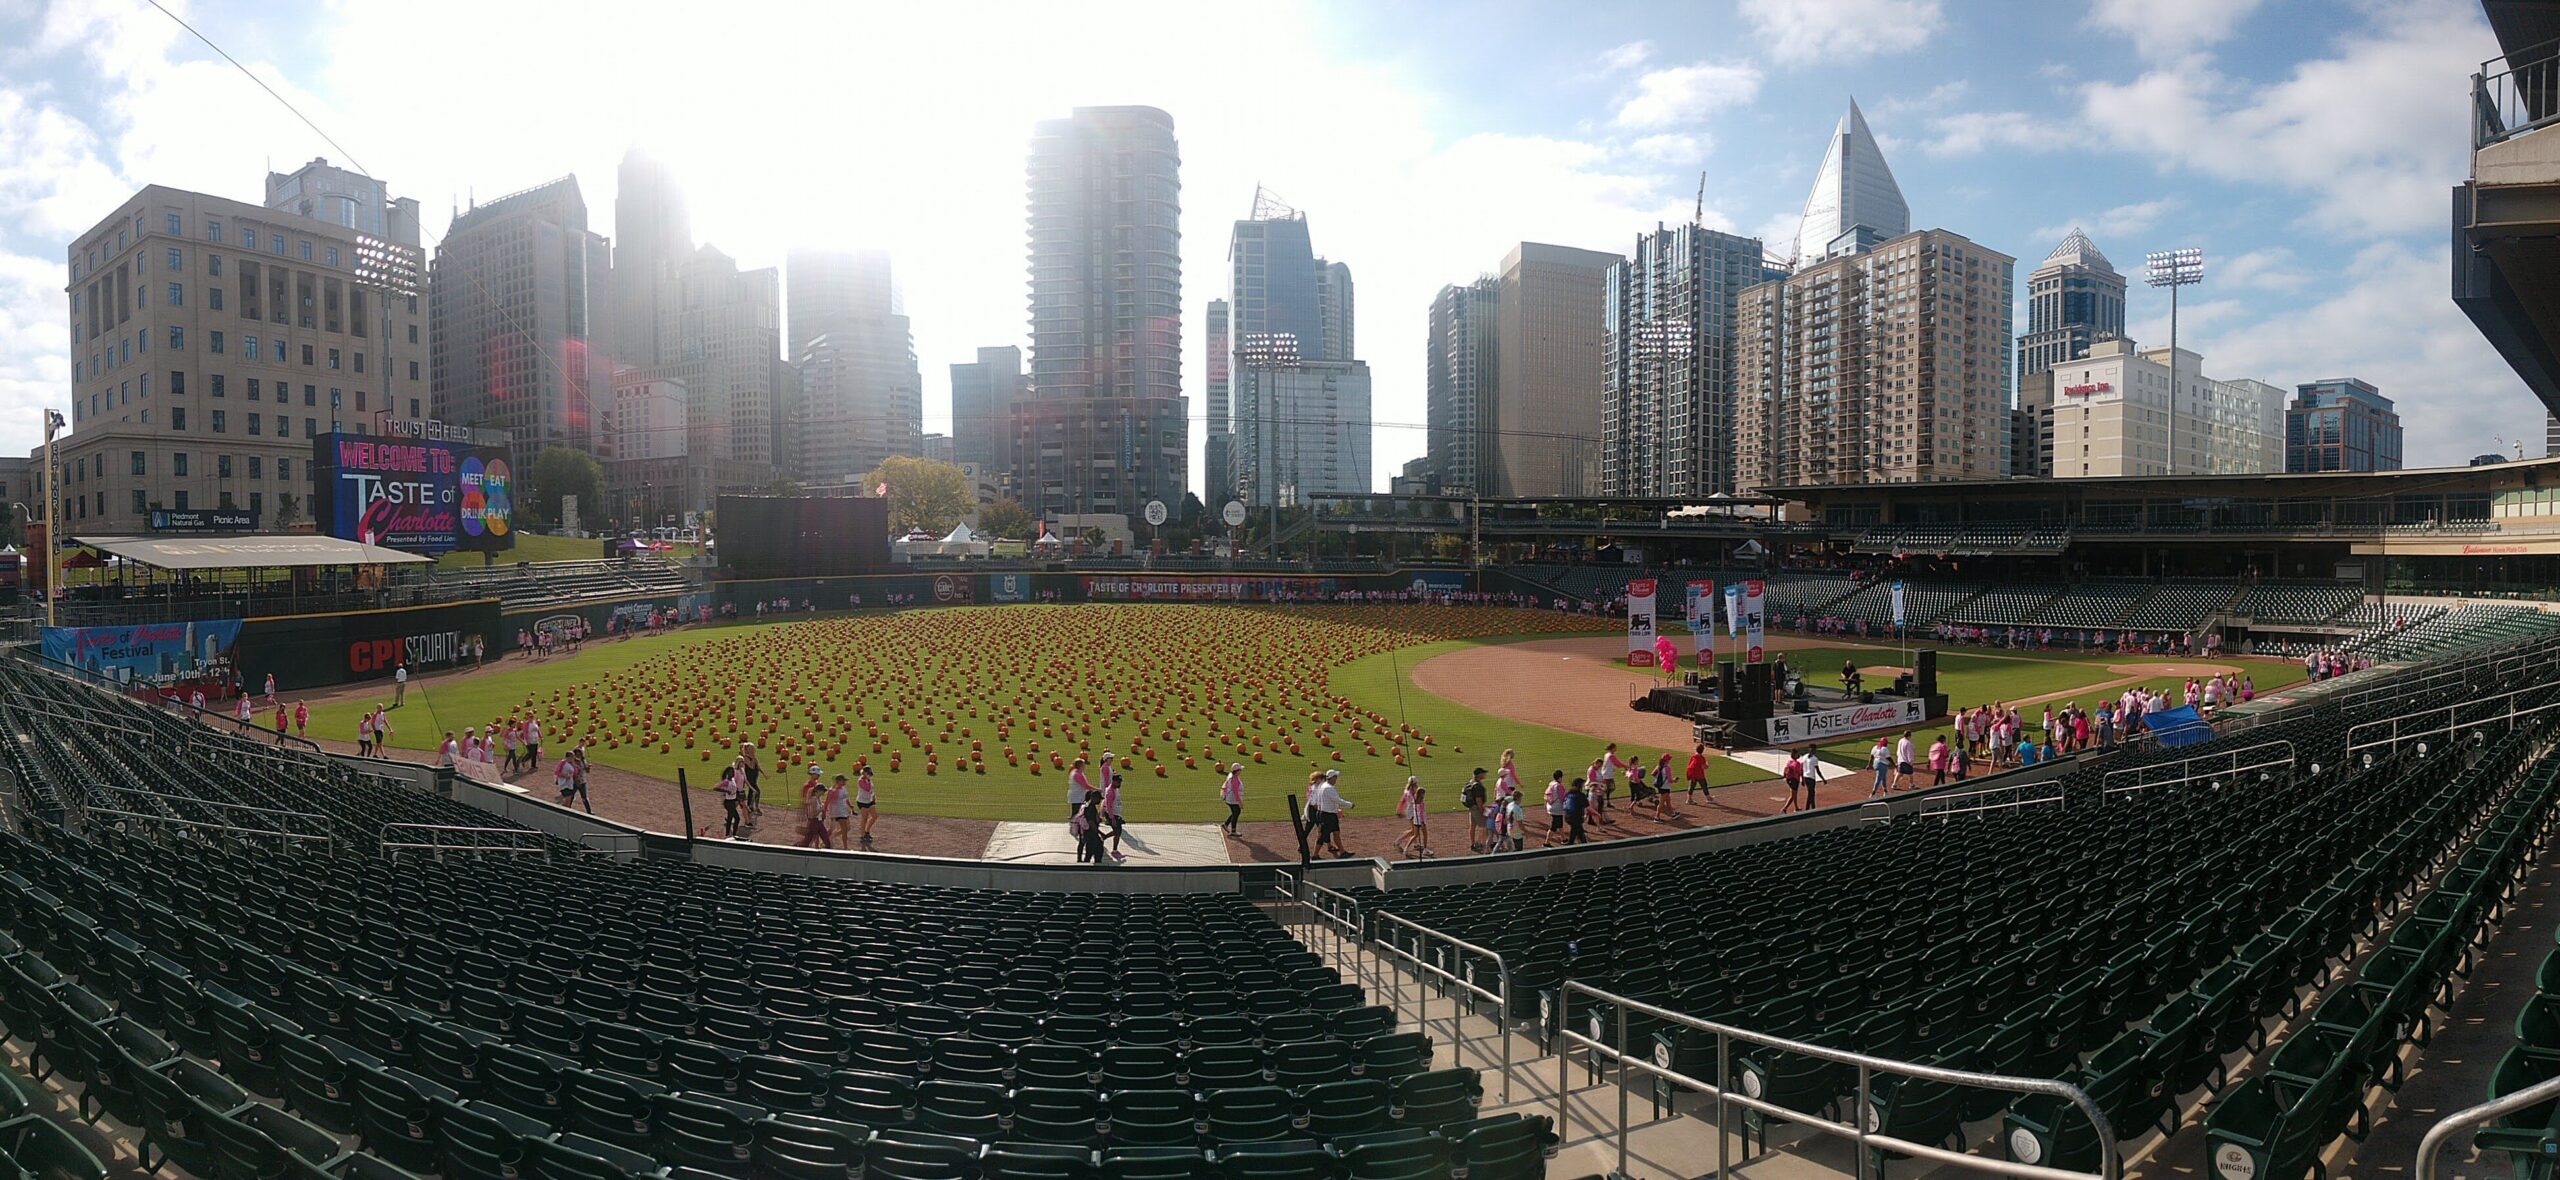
[84,807,336,850]
[87,787,332,834]
[2099,739,2297,796]
[2478,39,2560,149]
[1880,778,2066,822]
[2415,1069,2560,1180]
[1556,980,2122,1180]
[2349,678,2560,754]
[1371,910,1515,1103]
[378,823,563,858]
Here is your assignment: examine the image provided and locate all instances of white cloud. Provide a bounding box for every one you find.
[2086,0,2265,63]
[1874,81,1968,117]
[2216,247,2313,292]
[1740,0,1943,66]
[2078,0,2494,237]
[1627,133,1709,164]
[1921,111,2043,155]
[2033,198,2180,244]
[1597,41,1653,71]
[1613,62,1763,128]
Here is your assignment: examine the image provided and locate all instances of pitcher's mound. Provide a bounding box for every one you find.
[983,821,1237,865]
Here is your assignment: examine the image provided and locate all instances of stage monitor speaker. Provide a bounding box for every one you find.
[1916,650,1938,699]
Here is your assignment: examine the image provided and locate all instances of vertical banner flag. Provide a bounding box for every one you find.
[1684,580,1713,631]
[1625,578,1660,665]
[1743,579,1767,664]
[1891,580,1907,629]
[1724,583,1744,637]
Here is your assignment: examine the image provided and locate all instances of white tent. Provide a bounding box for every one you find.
[941,523,976,545]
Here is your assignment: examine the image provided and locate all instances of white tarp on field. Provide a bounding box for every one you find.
[982,821,1235,865]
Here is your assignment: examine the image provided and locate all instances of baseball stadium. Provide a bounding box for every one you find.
[11,13,2560,1180]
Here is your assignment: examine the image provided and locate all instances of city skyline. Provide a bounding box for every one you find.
[0,0,2530,479]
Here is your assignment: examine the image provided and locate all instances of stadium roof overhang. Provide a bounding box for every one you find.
[70,534,434,571]
[1762,458,2560,509]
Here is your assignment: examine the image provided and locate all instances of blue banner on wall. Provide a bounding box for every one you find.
[43,619,245,685]
[989,573,1031,603]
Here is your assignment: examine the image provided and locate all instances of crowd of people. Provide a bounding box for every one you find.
[1296,742,1719,861]
[2302,649,2373,680]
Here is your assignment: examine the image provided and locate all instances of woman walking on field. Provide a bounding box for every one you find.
[1218,762,1245,837]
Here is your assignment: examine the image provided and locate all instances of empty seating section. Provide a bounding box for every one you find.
[2231,581,2365,625]
[2029,581,2154,628]
[1850,526,2061,555]
[1823,582,1982,629]
[2119,581,2239,632]
[433,560,694,614]
[1353,654,2560,1178]
[1759,575,1859,620]
[0,657,1542,1179]
[2356,605,2560,663]
[1951,584,2065,627]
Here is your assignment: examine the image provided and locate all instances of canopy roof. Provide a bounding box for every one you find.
[71,534,433,571]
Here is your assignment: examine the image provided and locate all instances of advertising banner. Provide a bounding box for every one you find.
[1743,580,1767,664]
[1406,571,1470,595]
[1724,583,1743,637]
[1763,697,1928,745]
[989,573,1031,603]
[311,431,514,555]
[1684,580,1714,632]
[1625,578,1659,665]
[1080,575,1339,601]
[148,507,258,533]
[1891,580,1907,629]
[42,619,244,685]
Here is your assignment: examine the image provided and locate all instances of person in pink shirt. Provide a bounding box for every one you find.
[292,700,309,739]
[1218,763,1245,838]
[272,701,290,745]
[1099,774,1125,861]
[1927,736,1950,786]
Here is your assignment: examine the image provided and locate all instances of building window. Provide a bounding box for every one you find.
[352,352,364,374]
[208,330,223,354]
[244,334,257,357]
[130,450,145,476]
[210,410,225,433]
[174,453,188,476]
[164,213,181,235]
[276,458,289,482]
[249,491,262,514]
[272,339,285,363]
[304,385,317,406]
[247,413,260,436]
[171,406,185,430]
[169,370,184,396]
[173,490,187,510]
[354,390,365,412]
[327,348,340,370]
[406,324,417,344]
[408,361,419,381]
[132,489,145,515]
[299,241,312,261]
[167,282,182,306]
[248,456,262,480]
[208,286,223,310]
[409,398,419,417]
[302,343,314,366]
[168,326,183,350]
[325,247,338,268]
[270,234,284,256]
[305,417,317,437]
[210,374,223,398]
[276,416,290,438]
[218,454,232,478]
[166,247,182,272]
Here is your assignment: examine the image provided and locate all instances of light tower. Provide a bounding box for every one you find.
[2144,247,2204,474]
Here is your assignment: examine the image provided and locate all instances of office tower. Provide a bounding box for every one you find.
[264,157,421,248]
[1735,229,2015,487]
[1232,335,1371,505]
[1319,261,1354,363]
[57,184,428,533]
[1229,193,1325,360]
[1019,106,1187,517]
[1601,222,1771,496]
[2041,340,2284,476]
[606,367,695,528]
[1791,99,1909,265]
[2015,228,2127,382]
[1489,242,1618,496]
[662,245,783,500]
[949,345,1026,477]
[1425,277,1497,495]
[610,147,693,368]
[1203,299,1232,500]
[429,176,612,455]
[783,248,919,481]
[2287,378,2405,471]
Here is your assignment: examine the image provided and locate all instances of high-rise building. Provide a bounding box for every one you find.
[1020,106,1187,517]
[610,147,693,369]
[1203,299,1232,501]
[1425,278,1497,494]
[429,176,612,455]
[58,184,428,533]
[1490,242,1617,496]
[1736,230,2014,488]
[949,345,1026,478]
[265,158,420,247]
[1791,100,1909,265]
[605,367,698,528]
[784,249,919,482]
[1232,335,1371,506]
[2040,340,2284,476]
[1319,261,1355,363]
[1735,107,2010,489]
[1601,222,1774,497]
[2015,228,2126,384]
[2287,378,2404,471]
[662,245,783,500]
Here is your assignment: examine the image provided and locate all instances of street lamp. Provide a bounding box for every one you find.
[2145,248,2204,476]
[40,409,63,629]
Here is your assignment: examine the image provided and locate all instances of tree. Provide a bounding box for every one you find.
[978,497,1034,540]
[275,493,300,528]
[522,447,607,532]
[864,455,972,535]
[761,476,805,498]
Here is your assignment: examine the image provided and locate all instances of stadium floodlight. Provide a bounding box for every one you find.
[2145,249,2204,476]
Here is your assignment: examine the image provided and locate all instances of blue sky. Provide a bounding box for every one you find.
[0,0,2529,477]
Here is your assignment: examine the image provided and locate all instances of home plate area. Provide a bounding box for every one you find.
[982,821,1237,865]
